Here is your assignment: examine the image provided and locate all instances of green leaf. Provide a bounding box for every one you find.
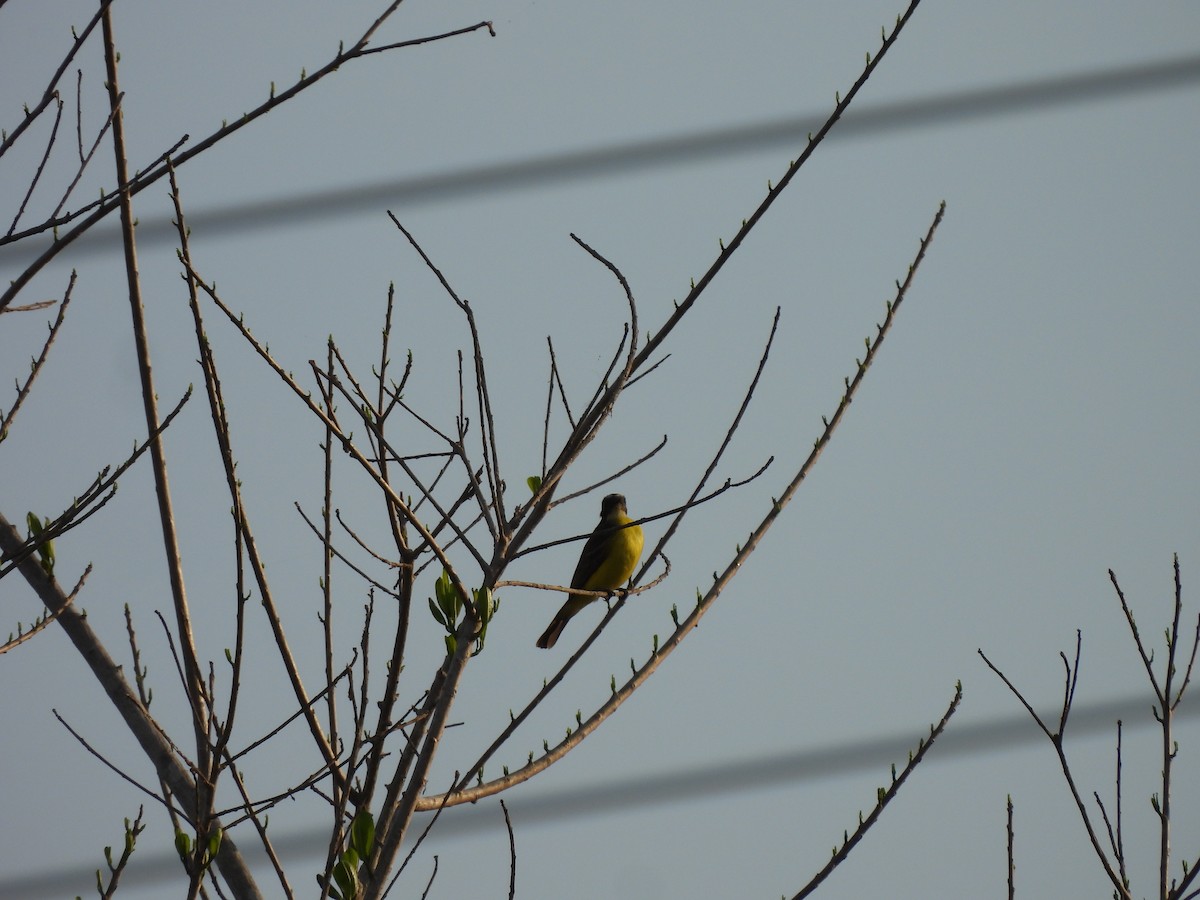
[427,596,447,628]
[331,855,358,897]
[350,810,375,858]
[174,830,191,862]
[435,569,460,621]
[473,586,497,653]
[526,475,542,494]
[207,828,223,861]
[26,512,54,576]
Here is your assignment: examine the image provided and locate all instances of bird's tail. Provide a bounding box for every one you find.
[535,613,569,649]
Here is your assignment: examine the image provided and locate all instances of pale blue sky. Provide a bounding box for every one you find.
[2,2,1200,898]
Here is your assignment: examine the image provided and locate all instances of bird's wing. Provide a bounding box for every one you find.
[569,523,614,591]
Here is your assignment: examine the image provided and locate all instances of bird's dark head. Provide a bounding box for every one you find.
[600,493,627,517]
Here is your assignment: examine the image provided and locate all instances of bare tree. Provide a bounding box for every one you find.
[0,2,955,897]
[982,555,1200,900]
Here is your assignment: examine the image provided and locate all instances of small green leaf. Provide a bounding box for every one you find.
[428,596,447,627]
[207,828,223,861]
[350,810,375,858]
[332,853,358,897]
[435,570,460,621]
[527,475,542,495]
[25,512,56,575]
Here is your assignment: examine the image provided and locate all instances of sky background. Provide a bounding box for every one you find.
[2,1,1200,898]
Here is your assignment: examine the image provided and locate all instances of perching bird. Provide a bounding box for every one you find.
[536,493,644,649]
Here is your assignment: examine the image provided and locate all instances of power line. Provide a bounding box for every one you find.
[2,692,1182,897]
[1,53,1197,270]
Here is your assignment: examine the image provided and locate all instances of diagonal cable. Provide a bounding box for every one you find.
[1,53,1197,269]
[2,692,1187,897]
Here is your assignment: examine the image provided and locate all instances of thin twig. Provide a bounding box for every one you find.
[1115,721,1128,892]
[501,800,517,900]
[388,214,504,542]
[0,0,114,161]
[1111,568,1165,706]
[496,562,670,598]
[221,757,295,898]
[293,503,401,598]
[53,710,175,814]
[190,266,468,590]
[0,270,75,443]
[1007,795,1015,900]
[630,0,924,375]
[791,684,962,899]
[418,856,439,900]
[0,387,191,579]
[6,94,63,236]
[545,435,670,510]
[980,643,1131,899]
[51,89,124,220]
[0,11,493,312]
[0,563,89,654]
[97,806,146,900]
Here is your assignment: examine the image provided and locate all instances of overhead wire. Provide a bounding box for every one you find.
[1,53,1198,269]
[3,693,1193,897]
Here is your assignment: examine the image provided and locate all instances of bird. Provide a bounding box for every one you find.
[536,493,644,649]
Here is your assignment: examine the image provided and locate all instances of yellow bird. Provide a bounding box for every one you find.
[536,493,644,649]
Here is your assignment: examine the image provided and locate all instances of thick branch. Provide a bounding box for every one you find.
[0,511,262,899]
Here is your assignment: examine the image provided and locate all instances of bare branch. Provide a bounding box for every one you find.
[294,503,401,599]
[388,214,505,540]
[53,709,175,815]
[630,0,925,373]
[1058,629,1082,737]
[1007,796,1015,900]
[5,92,63,237]
[51,88,124,220]
[102,8,211,778]
[190,266,470,591]
[791,683,962,899]
[978,648,1055,740]
[0,9,493,312]
[545,434,670,509]
[96,806,146,900]
[502,800,517,900]
[0,270,74,443]
[980,643,1131,898]
[0,0,114,161]
[0,564,88,654]
[1111,568,1164,705]
[0,387,193,580]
